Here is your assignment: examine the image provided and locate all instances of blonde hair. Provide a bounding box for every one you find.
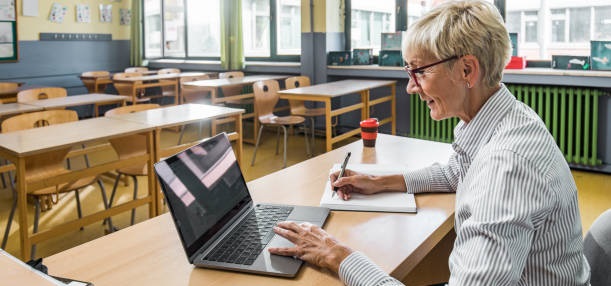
[403,0,511,88]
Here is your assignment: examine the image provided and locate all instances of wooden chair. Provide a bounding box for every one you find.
[178,74,211,144]
[105,104,161,227]
[251,80,310,168]
[80,71,113,116]
[285,76,327,154]
[0,82,21,103]
[112,72,150,104]
[17,87,67,102]
[125,67,149,73]
[0,110,112,258]
[219,71,247,102]
[158,69,181,104]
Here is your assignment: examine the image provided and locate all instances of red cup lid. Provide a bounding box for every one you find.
[360,118,379,128]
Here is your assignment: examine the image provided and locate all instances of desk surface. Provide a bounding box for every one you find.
[0,117,153,157]
[0,103,43,117]
[113,72,209,82]
[278,79,396,98]
[1,249,64,285]
[183,75,287,88]
[105,103,244,129]
[22,93,128,109]
[45,134,455,285]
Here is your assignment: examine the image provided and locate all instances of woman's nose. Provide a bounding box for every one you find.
[406,79,420,94]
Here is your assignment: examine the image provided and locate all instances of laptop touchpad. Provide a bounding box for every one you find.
[268,235,295,249]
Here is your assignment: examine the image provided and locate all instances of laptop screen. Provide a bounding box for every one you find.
[155,133,251,257]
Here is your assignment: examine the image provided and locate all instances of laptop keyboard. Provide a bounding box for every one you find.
[204,205,293,265]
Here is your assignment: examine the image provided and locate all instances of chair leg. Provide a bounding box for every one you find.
[275,127,281,155]
[97,179,114,233]
[303,123,311,157]
[131,176,138,226]
[31,197,41,260]
[177,124,187,144]
[1,189,17,249]
[75,191,84,231]
[250,125,266,166]
[103,173,122,228]
[281,126,288,168]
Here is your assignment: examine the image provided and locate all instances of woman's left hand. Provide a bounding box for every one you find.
[268,221,353,274]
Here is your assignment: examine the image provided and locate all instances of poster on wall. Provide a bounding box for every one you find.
[120,8,130,25]
[76,4,91,23]
[49,3,67,23]
[0,0,15,21]
[99,4,112,23]
[0,3,16,62]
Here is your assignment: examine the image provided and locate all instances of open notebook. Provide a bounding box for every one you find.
[320,163,417,213]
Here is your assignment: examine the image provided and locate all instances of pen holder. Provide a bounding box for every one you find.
[360,118,379,147]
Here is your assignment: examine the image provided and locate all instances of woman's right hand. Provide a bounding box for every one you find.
[330,169,384,200]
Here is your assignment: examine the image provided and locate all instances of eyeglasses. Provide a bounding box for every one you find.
[404,55,459,87]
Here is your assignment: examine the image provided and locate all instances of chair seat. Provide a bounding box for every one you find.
[116,164,148,177]
[291,107,325,117]
[259,115,305,126]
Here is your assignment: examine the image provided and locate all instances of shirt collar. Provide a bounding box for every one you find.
[452,84,514,159]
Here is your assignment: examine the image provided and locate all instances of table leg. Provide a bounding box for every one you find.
[16,157,30,260]
[391,84,396,135]
[361,90,370,121]
[148,130,160,216]
[325,98,332,152]
[235,114,243,166]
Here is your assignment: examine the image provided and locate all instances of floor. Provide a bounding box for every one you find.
[0,124,609,264]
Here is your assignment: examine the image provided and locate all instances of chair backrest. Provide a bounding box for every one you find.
[180,74,211,104]
[2,109,78,132]
[125,67,148,73]
[158,68,180,75]
[219,71,245,97]
[253,80,280,121]
[284,76,311,113]
[105,104,160,161]
[17,87,67,102]
[112,72,143,96]
[104,103,160,116]
[584,209,611,286]
[0,82,20,91]
[80,71,111,93]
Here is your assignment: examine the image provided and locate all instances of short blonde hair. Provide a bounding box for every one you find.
[403,0,511,88]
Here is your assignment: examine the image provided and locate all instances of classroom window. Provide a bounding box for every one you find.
[506,1,611,60]
[143,0,221,60]
[350,0,395,54]
[186,0,221,57]
[242,0,301,61]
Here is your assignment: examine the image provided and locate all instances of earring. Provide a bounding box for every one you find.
[466,82,471,88]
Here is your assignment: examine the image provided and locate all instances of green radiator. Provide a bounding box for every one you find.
[409,84,603,166]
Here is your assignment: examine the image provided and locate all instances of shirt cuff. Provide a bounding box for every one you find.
[339,251,401,286]
[403,167,433,194]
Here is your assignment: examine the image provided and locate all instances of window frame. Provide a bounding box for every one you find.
[243,0,301,62]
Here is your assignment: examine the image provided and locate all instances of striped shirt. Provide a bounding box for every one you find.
[339,84,591,285]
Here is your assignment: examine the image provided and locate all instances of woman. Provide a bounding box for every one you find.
[268,1,591,285]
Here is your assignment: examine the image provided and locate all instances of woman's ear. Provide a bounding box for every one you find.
[461,55,480,87]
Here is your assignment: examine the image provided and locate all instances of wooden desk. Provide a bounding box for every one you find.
[23,93,128,116]
[112,74,181,105]
[278,79,396,152]
[105,103,245,213]
[0,103,43,118]
[79,75,113,93]
[0,117,158,260]
[1,249,64,285]
[45,134,455,285]
[182,75,288,142]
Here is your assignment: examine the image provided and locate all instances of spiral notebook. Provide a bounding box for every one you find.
[320,163,417,213]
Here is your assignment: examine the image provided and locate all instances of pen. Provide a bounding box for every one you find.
[333,152,351,198]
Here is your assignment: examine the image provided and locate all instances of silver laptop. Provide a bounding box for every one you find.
[154,133,329,277]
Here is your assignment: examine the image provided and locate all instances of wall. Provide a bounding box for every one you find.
[0,0,132,117]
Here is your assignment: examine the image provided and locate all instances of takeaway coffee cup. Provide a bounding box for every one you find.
[360,118,379,147]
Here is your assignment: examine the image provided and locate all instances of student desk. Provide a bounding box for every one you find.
[0,249,64,285]
[0,103,43,118]
[106,103,245,214]
[112,73,209,105]
[182,75,288,143]
[278,79,396,152]
[0,117,158,260]
[45,134,455,285]
[22,93,128,116]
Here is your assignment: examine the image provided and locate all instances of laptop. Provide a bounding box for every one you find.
[154,133,330,277]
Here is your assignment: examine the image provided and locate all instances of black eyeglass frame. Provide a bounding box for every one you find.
[404,55,459,87]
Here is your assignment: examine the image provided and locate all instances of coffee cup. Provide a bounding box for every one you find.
[360,118,379,147]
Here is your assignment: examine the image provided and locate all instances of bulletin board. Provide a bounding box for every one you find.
[0,0,16,62]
